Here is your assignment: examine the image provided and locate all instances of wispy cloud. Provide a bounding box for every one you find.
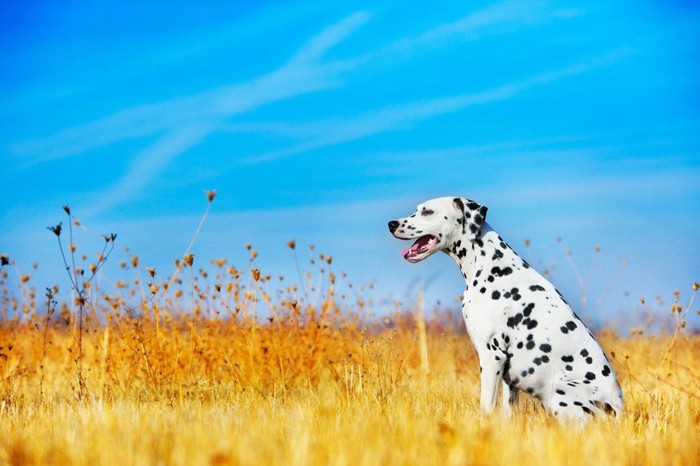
[8,2,594,217]
[11,0,576,165]
[13,12,372,217]
[342,0,581,70]
[81,125,212,217]
[239,49,630,165]
[11,11,372,165]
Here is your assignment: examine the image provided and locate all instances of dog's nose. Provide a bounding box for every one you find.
[388,220,399,233]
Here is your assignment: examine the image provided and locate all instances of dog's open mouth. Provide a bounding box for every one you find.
[401,234,439,262]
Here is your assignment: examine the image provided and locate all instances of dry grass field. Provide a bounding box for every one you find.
[1,206,698,466]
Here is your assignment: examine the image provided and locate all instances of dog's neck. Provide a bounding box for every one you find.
[445,223,524,289]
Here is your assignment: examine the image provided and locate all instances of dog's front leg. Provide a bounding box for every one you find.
[501,380,519,417]
[479,358,504,415]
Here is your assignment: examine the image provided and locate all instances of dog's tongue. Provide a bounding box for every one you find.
[402,235,434,258]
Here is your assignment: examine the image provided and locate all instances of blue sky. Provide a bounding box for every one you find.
[2,1,699,329]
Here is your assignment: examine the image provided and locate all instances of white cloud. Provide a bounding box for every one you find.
[11,12,373,218]
[239,49,629,165]
[345,0,581,68]
[80,125,212,217]
[6,2,602,218]
[11,0,579,166]
[10,11,373,165]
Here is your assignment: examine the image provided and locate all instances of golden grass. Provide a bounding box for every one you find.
[1,299,699,466]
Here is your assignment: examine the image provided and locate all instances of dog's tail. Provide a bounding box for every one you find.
[592,382,625,418]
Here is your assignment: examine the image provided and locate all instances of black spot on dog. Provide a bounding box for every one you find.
[582,406,593,415]
[529,285,545,292]
[526,387,534,394]
[526,341,535,350]
[555,389,566,395]
[559,401,568,407]
[580,349,589,357]
[507,313,523,328]
[492,291,501,300]
[585,372,596,381]
[521,370,528,377]
[533,357,542,366]
[561,355,574,363]
[541,355,549,363]
[528,367,534,374]
[523,303,534,316]
[565,365,573,371]
[492,250,504,260]
[585,357,593,364]
[566,321,577,331]
[487,276,494,283]
[526,319,538,330]
[517,342,524,349]
[573,401,583,407]
[476,270,482,277]
[480,287,486,294]
[539,343,552,353]
[490,266,513,277]
[602,365,611,377]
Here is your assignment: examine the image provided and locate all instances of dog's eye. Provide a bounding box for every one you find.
[421,209,434,216]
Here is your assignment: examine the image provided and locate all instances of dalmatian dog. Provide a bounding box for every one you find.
[388,196,623,424]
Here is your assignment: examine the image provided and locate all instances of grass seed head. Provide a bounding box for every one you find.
[48,223,62,237]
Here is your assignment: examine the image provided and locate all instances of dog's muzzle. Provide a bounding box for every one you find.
[388,220,399,233]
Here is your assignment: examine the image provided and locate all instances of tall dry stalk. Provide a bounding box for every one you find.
[48,205,116,400]
[416,292,429,377]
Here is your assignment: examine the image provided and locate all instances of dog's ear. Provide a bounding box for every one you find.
[452,198,467,234]
[453,197,488,239]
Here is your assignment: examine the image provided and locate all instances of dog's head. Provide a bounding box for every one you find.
[388,196,488,263]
